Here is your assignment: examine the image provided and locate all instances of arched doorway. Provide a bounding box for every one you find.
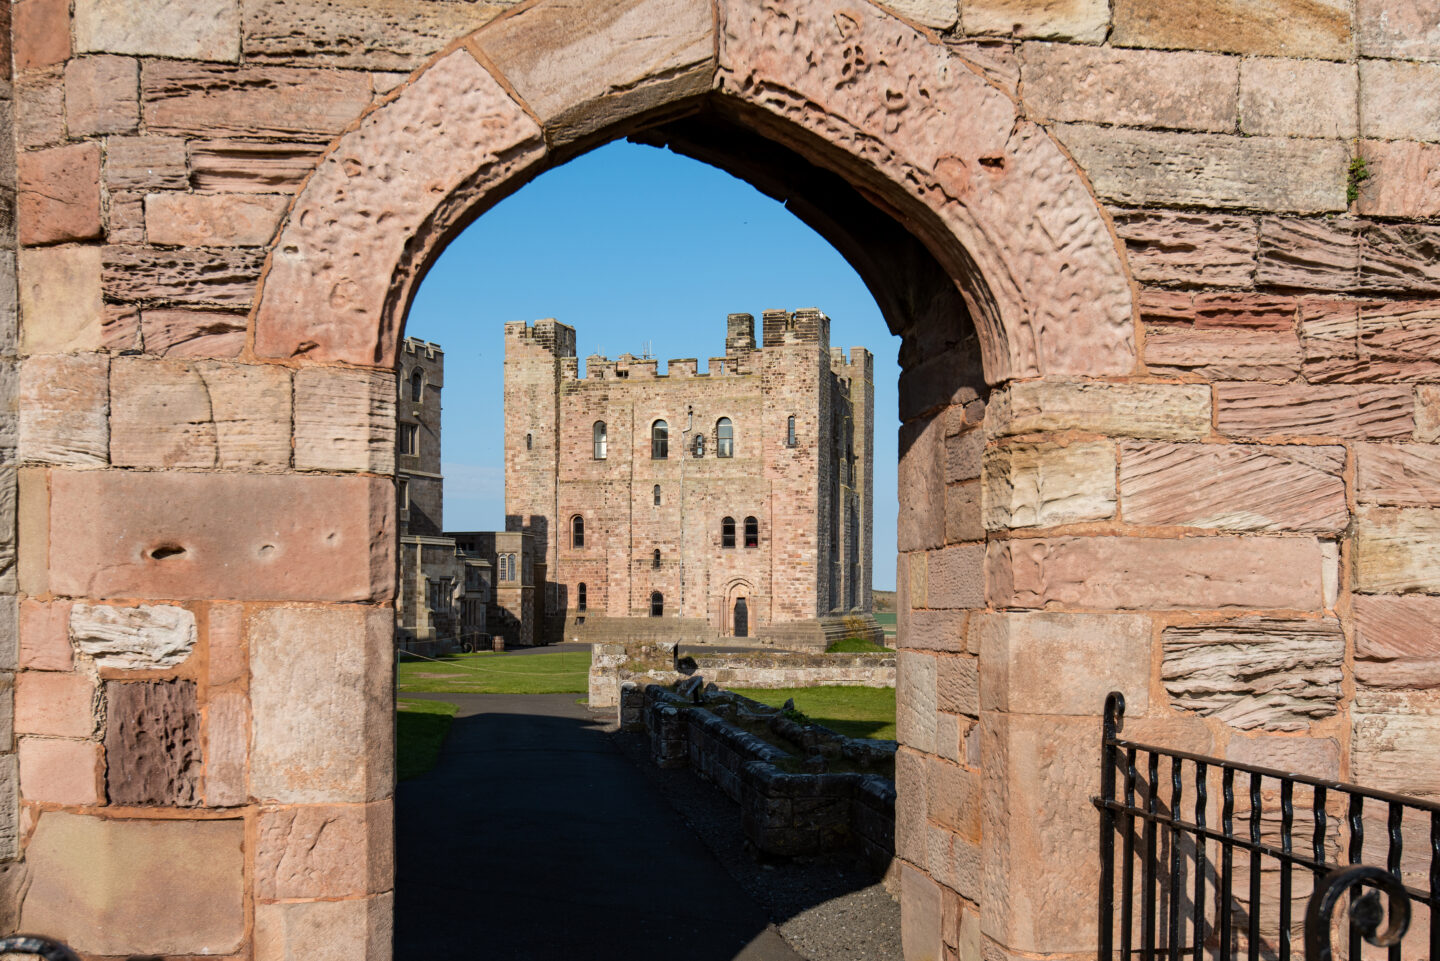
[248,1,1136,957]
[733,597,749,638]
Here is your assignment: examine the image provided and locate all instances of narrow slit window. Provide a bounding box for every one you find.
[744,516,759,548]
[652,549,661,569]
[653,484,661,506]
[571,515,585,549]
[593,421,607,459]
[577,582,587,612]
[526,432,532,450]
[721,516,735,549]
[786,415,796,448]
[717,417,733,458]
[651,420,668,459]
[410,368,424,402]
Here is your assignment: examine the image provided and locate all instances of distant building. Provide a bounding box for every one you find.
[503,309,878,649]
[396,338,491,653]
[450,531,538,649]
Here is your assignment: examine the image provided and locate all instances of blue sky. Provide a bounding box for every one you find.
[404,140,900,590]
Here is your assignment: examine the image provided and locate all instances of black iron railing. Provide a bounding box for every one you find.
[1096,691,1435,961]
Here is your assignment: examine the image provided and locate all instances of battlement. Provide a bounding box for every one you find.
[504,319,577,358]
[762,308,830,349]
[402,336,444,360]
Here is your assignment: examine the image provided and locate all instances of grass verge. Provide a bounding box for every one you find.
[396,698,458,780]
[728,685,897,741]
[825,637,891,653]
[397,650,590,695]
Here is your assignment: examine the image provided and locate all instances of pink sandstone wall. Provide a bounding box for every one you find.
[4,0,1439,959]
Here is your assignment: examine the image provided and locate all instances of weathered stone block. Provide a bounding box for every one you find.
[189,139,326,193]
[981,712,1099,953]
[1139,290,1294,330]
[243,0,506,68]
[250,605,393,802]
[1020,43,1236,132]
[982,441,1115,530]
[18,143,103,245]
[1119,442,1347,532]
[110,358,292,469]
[142,61,372,138]
[901,609,968,653]
[19,599,72,672]
[18,74,66,148]
[1239,58,1356,139]
[204,688,247,806]
[253,893,393,961]
[208,602,246,687]
[1258,216,1360,291]
[18,246,104,355]
[104,679,200,805]
[21,813,244,955]
[256,801,394,898]
[961,0,1109,42]
[1227,734,1340,779]
[103,245,265,307]
[1353,594,1440,696]
[145,192,288,247]
[881,0,958,28]
[1353,711,1440,797]
[1056,125,1348,213]
[475,0,711,146]
[927,755,981,840]
[1113,210,1257,288]
[18,354,109,466]
[1417,385,1440,442]
[15,0,70,70]
[15,671,96,738]
[1358,0,1440,59]
[70,603,197,668]
[1362,222,1440,295]
[1358,444,1440,506]
[64,55,139,137]
[294,367,396,474]
[977,611,1150,716]
[1360,60,1440,142]
[1112,0,1349,58]
[1143,327,1300,381]
[48,471,394,601]
[1355,505,1440,593]
[927,544,986,610]
[936,654,979,717]
[1216,383,1414,439]
[986,381,1211,441]
[900,860,943,961]
[17,468,48,597]
[987,535,1326,611]
[897,650,938,755]
[75,0,240,59]
[104,136,189,191]
[946,481,983,544]
[18,737,101,804]
[1162,618,1344,731]
[1358,140,1440,219]
[899,414,946,553]
[141,308,247,358]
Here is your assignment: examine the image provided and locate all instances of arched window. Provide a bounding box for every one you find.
[693,433,706,458]
[593,421,607,459]
[786,414,796,448]
[744,516,759,548]
[652,548,661,569]
[651,420,668,459]
[653,484,661,506]
[650,591,664,617]
[410,368,424,402]
[721,516,735,549]
[571,515,585,549]
[717,417,734,458]
[577,582,587,612]
[525,432,532,450]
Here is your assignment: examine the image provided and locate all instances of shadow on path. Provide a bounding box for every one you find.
[396,693,810,961]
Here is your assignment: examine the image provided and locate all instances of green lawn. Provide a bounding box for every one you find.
[396,698,458,780]
[397,651,590,695]
[729,685,897,740]
[826,637,891,653]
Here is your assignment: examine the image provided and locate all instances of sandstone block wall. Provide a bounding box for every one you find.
[8,0,1440,958]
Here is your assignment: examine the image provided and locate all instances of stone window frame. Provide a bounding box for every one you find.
[410,368,424,403]
[593,420,607,459]
[398,477,409,512]
[786,414,796,448]
[570,514,585,549]
[577,582,587,612]
[651,419,668,459]
[744,516,759,548]
[721,516,736,549]
[400,422,419,456]
[652,548,661,569]
[650,591,664,617]
[653,484,661,506]
[525,432,532,450]
[716,417,734,458]
[693,433,706,458]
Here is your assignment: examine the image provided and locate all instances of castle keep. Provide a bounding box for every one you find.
[504,310,877,647]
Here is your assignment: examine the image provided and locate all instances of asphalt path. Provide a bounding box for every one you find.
[395,692,805,961]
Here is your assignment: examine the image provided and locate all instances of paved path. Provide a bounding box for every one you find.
[395,693,806,961]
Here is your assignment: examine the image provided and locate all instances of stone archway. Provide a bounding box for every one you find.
[243,0,1138,957]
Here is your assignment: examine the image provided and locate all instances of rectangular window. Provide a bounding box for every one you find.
[398,478,409,510]
[400,423,419,456]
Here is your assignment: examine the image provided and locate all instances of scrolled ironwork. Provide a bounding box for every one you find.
[1304,865,1411,961]
[0,935,82,961]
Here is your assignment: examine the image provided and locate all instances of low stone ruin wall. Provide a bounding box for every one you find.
[627,681,895,872]
[589,641,896,709]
